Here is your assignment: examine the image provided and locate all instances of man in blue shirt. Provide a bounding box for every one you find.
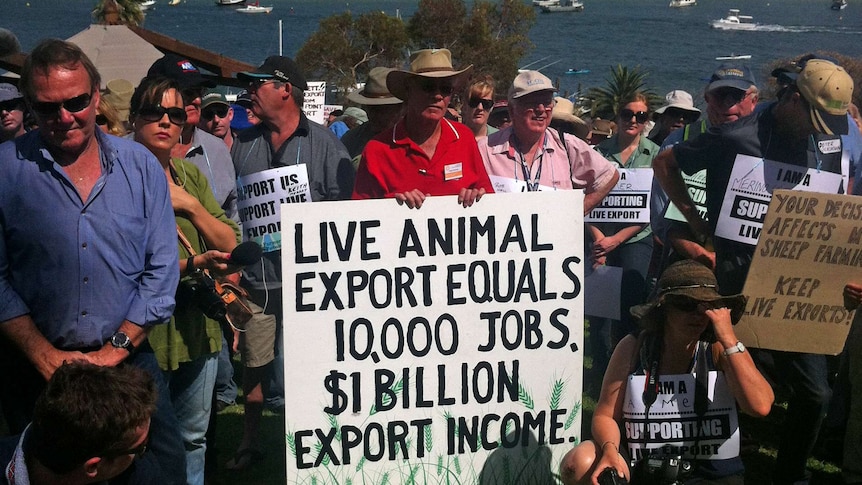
[0,39,184,484]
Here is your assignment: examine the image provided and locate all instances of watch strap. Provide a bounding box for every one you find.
[723,341,745,356]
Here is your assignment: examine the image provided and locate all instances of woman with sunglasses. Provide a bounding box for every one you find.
[589,93,660,373]
[462,75,497,139]
[130,76,241,485]
[561,260,773,485]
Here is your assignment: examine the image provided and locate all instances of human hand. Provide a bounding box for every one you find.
[844,282,862,310]
[589,444,629,485]
[704,307,735,347]
[37,349,89,380]
[458,187,486,207]
[169,183,200,214]
[592,236,620,259]
[196,250,239,276]
[394,189,429,209]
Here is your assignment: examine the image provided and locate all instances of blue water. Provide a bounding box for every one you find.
[4,0,861,104]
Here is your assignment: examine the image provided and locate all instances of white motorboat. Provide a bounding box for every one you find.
[541,0,584,12]
[137,0,155,9]
[711,9,756,30]
[533,0,560,7]
[715,53,752,60]
[236,2,272,13]
[831,0,847,9]
[669,0,696,8]
[216,0,245,5]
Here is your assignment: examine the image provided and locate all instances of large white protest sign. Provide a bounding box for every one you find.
[303,81,327,124]
[584,168,653,224]
[736,190,859,355]
[236,166,312,252]
[664,169,707,223]
[283,192,586,484]
[715,155,842,246]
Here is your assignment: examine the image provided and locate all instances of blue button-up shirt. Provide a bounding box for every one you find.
[0,130,177,350]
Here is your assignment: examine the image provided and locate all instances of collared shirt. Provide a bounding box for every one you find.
[478,126,617,193]
[232,114,354,289]
[0,130,178,349]
[3,427,31,485]
[183,128,239,224]
[354,118,493,199]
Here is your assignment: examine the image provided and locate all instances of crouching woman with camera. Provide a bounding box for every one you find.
[131,76,241,485]
[561,260,773,485]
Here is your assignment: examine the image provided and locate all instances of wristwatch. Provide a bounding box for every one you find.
[723,341,746,356]
[110,331,136,353]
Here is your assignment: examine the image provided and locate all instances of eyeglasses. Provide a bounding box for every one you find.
[201,104,230,121]
[96,114,108,126]
[468,97,493,110]
[518,96,555,112]
[136,105,188,126]
[663,108,699,124]
[709,89,750,107]
[30,93,93,117]
[0,99,23,113]
[248,79,279,91]
[665,296,703,313]
[619,109,649,124]
[416,79,454,96]
[104,441,148,460]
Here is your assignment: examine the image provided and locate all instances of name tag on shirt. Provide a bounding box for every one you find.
[444,162,463,181]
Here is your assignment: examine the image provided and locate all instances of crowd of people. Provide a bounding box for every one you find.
[0,36,860,485]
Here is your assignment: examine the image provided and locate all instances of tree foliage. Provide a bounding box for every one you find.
[765,50,862,108]
[587,65,659,120]
[296,11,409,95]
[92,0,144,26]
[297,0,535,103]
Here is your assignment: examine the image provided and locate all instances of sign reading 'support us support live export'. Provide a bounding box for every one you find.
[584,168,652,224]
[282,192,586,485]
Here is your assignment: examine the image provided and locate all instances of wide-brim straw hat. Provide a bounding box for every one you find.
[630,260,747,327]
[387,49,473,101]
[348,67,402,106]
[552,96,587,126]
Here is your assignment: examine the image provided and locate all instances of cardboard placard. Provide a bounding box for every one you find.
[282,192,585,484]
[303,81,327,125]
[735,190,859,355]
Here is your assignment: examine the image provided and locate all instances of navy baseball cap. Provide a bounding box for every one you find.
[707,64,756,93]
[237,56,308,91]
[147,54,216,90]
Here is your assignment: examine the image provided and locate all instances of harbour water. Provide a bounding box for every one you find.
[4,0,861,105]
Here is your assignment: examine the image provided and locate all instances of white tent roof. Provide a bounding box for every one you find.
[67,24,163,89]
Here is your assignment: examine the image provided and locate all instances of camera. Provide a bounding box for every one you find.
[178,271,228,322]
[598,468,628,485]
[632,455,692,485]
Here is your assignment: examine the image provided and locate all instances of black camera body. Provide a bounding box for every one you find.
[178,271,228,322]
[632,455,693,485]
[598,468,628,485]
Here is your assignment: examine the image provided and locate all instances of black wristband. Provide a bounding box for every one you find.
[187,256,196,274]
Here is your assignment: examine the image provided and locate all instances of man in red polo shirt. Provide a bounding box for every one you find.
[352,49,493,208]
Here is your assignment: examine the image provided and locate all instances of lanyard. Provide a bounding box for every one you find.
[516,134,547,192]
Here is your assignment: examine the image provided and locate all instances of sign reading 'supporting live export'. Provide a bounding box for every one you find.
[282,192,586,484]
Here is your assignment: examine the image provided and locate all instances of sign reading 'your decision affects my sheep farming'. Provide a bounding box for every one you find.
[282,192,586,484]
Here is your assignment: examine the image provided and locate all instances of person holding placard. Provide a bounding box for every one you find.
[352,48,492,208]
[653,59,853,485]
[560,260,773,485]
[590,93,658,359]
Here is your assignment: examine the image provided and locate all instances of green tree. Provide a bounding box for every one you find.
[407,0,467,51]
[92,0,144,27]
[295,11,408,96]
[587,65,658,120]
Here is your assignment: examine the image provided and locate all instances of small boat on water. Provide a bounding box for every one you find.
[541,0,584,13]
[831,0,847,9]
[711,9,756,30]
[137,0,155,10]
[564,68,590,75]
[715,53,752,60]
[669,0,696,8]
[168,0,180,6]
[216,0,245,5]
[236,2,272,13]
[532,0,559,6]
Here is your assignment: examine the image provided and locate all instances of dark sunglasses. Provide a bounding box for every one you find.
[468,97,493,110]
[663,108,699,124]
[201,104,230,121]
[619,108,649,124]
[710,88,749,106]
[30,93,92,117]
[417,78,454,96]
[136,105,188,126]
[665,296,705,313]
[0,99,24,112]
[96,114,108,126]
[180,88,203,105]
[104,441,148,459]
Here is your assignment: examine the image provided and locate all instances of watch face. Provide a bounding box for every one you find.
[112,333,130,348]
